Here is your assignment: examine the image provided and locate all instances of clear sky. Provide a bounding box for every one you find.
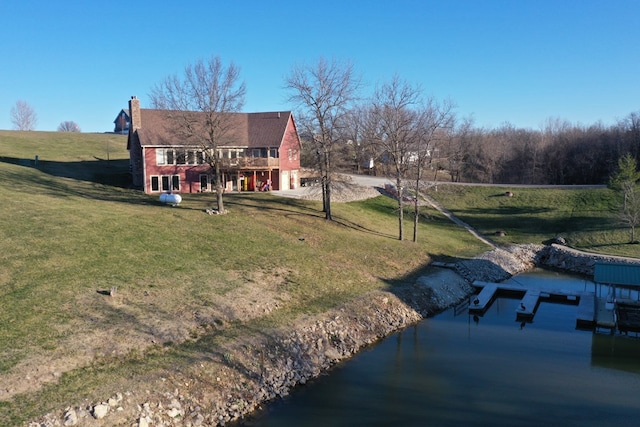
[1,0,638,133]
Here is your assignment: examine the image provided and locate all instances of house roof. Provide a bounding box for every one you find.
[135,109,293,149]
[113,109,130,124]
[594,262,640,287]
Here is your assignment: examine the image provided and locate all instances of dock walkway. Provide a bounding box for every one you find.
[470,281,608,327]
[469,282,498,313]
[516,289,540,318]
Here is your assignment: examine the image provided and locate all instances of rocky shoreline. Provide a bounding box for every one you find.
[28,244,639,427]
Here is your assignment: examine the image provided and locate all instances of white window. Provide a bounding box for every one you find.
[156,149,166,165]
[150,175,180,192]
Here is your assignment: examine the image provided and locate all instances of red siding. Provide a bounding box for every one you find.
[278,116,301,188]
[143,148,210,193]
[136,113,301,194]
[279,116,301,171]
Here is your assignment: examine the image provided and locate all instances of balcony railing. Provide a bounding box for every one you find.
[219,157,280,168]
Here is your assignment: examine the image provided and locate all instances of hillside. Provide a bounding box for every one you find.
[0,131,486,425]
[1,131,636,425]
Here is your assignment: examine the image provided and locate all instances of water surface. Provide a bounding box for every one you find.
[243,270,640,426]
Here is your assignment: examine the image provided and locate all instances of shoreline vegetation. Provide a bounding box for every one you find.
[0,131,638,426]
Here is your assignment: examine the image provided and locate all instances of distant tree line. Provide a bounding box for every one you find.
[302,110,640,187]
[443,114,640,185]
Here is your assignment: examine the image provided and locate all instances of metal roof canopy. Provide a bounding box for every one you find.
[594,262,640,288]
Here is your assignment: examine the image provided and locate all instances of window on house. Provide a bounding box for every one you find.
[200,174,209,191]
[176,150,187,165]
[269,148,278,158]
[156,149,166,165]
[251,148,268,158]
[150,175,180,192]
[161,176,170,191]
[288,149,292,160]
[167,150,175,165]
[187,150,195,165]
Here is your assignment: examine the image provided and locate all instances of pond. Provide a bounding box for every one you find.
[240,269,640,427]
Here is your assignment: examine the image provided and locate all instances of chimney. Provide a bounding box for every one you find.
[129,96,141,131]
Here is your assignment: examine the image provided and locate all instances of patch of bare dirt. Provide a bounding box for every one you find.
[298,174,382,202]
[0,268,293,402]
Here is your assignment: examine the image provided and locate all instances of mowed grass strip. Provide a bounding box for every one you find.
[0,131,489,425]
[426,184,639,258]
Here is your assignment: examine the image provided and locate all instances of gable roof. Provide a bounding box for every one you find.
[135,109,293,149]
[113,109,130,124]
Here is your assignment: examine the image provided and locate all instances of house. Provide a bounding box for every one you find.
[113,109,130,134]
[126,96,301,194]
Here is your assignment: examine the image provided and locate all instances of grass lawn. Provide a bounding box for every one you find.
[425,184,640,258]
[1,130,637,424]
[0,131,487,425]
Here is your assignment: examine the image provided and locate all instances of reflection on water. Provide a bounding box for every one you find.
[242,270,640,427]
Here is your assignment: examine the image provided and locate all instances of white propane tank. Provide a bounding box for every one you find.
[159,193,182,205]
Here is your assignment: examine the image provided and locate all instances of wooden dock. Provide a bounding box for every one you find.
[576,292,596,329]
[596,297,616,330]
[616,299,640,333]
[470,281,605,328]
[515,289,541,318]
[468,282,498,313]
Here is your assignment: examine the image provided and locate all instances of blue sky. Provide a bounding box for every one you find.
[1,0,638,133]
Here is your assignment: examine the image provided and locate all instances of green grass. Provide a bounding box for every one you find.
[2,130,638,425]
[426,184,639,258]
[0,131,489,425]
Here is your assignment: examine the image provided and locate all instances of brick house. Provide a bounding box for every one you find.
[126,97,301,194]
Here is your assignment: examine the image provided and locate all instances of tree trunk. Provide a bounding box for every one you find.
[413,196,419,243]
[412,172,422,243]
[396,176,403,240]
[324,147,332,220]
[214,158,226,214]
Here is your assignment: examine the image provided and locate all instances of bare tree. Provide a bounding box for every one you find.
[10,100,38,131]
[285,57,361,220]
[149,56,246,214]
[409,99,455,242]
[366,75,422,240]
[619,185,640,243]
[446,116,477,182]
[57,121,81,132]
